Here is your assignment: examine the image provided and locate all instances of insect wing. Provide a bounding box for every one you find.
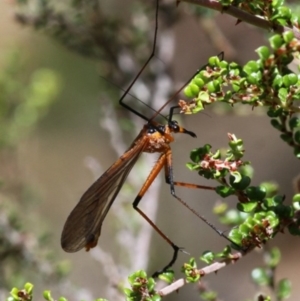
[61,138,146,252]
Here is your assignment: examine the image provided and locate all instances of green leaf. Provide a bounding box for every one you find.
[200,251,215,264]
[24,283,34,294]
[251,268,270,286]
[198,91,210,102]
[256,46,270,60]
[270,119,283,131]
[189,145,211,162]
[215,186,235,198]
[294,130,300,144]
[265,247,281,268]
[282,31,294,43]
[237,201,258,213]
[276,279,291,299]
[292,193,300,203]
[158,270,175,284]
[192,77,204,88]
[272,0,284,8]
[43,291,53,301]
[278,87,288,103]
[247,72,262,84]
[288,222,300,235]
[184,85,197,98]
[207,80,221,93]
[230,175,251,190]
[147,277,156,292]
[186,162,197,170]
[282,73,298,87]
[228,228,242,245]
[151,294,162,301]
[10,288,20,300]
[267,107,283,117]
[208,55,220,66]
[123,288,132,297]
[289,117,300,129]
[246,186,266,201]
[269,34,284,50]
[243,60,260,75]
[272,74,283,88]
[229,171,241,183]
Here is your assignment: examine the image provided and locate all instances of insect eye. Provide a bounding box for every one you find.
[170,120,179,131]
[158,125,165,132]
[148,127,156,134]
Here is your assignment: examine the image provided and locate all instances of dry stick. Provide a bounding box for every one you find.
[180,0,300,40]
[158,248,253,297]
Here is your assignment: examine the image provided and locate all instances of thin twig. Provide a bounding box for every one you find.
[159,248,251,297]
[180,0,300,40]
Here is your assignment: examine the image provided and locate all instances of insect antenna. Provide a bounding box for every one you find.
[117,0,160,122]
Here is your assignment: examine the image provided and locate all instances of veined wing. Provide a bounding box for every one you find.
[61,135,148,252]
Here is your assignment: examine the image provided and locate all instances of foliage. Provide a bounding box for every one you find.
[0,51,66,290]
[4,0,300,300]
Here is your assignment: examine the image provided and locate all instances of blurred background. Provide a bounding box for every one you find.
[1,0,300,300]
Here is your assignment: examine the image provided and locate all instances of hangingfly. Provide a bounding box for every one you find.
[61,119,197,253]
[61,0,223,274]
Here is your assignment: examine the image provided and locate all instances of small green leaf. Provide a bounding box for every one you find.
[186,162,197,170]
[24,283,34,294]
[200,251,215,264]
[294,130,300,144]
[292,193,300,203]
[270,119,284,130]
[243,60,260,75]
[272,0,284,8]
[189,145,211,162]
[208,55,220,66]
[289,117,300,129]
[230,175,251,190]
[216,186,235,198]
[10,288,20,300]
[198,91,210,102]
[43,290,53,301]
[288,222,300,235]
[247,72,262,84]
[276,279,291,299]
[151,294,162,301]
[269,34,284,50]
[294,146,300,159]
[158,270,175,284]
[265,247,281,268]
[272,74,283,88]
[246,186,266,201]
[184,85,196,98]
[256,46,270,60]
[147,277,155,292]
[192,77,204,88]
[251,268,270,286]
[278,87,288,103]
[229,171,241,183]
[282,73,298,87]
[228,228,242,245]
[237,202,258,213]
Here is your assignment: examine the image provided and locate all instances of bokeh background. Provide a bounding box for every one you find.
[1,0,300,300]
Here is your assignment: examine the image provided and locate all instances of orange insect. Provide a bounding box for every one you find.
[61,0,223,274]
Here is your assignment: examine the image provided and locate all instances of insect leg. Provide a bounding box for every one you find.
[164,148,232,240]
[118,0,159,122]
[133,152,181,277]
